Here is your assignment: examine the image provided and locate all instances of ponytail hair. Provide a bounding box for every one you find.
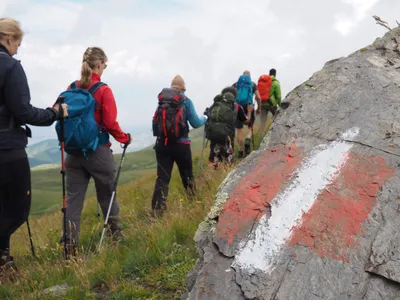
[79,47,107,89]
[80,61,92,89]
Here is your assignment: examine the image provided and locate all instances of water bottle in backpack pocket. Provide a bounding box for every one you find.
[55,81,105,157]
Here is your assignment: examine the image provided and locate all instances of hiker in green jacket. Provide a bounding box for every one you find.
[258,68,282,135]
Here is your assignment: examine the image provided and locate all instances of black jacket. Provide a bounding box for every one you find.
[0,44,59,149]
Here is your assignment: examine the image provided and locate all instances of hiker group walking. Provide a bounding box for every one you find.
[0,17,281,276]
[150,69,281,217]
[206,69,281,167]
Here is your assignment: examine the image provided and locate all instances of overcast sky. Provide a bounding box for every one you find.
[1,0,398,148]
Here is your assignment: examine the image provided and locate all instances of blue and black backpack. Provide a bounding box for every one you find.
[55,81,106,157]
[236,74,253,105]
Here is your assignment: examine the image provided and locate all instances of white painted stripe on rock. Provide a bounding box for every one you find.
[233,127,360,274]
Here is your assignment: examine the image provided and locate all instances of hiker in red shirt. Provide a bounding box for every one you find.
[62,47,131,254]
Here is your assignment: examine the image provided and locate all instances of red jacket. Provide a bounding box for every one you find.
[68,73,129,146]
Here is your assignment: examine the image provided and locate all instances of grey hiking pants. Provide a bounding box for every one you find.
[64,145,120,245]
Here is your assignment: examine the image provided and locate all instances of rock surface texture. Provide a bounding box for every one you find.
[185,28,400,300]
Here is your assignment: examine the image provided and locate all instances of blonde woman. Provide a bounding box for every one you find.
[62,47,131,254]
[0,18,67,273]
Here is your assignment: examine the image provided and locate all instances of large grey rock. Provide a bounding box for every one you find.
[186,28,400,300]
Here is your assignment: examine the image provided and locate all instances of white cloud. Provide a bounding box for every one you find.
[6,0,307,117]
[334,0,381,35]
[1,0,393,145]
[111,53,154,78]
[0,1,8,15]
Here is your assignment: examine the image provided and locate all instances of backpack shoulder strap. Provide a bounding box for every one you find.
[88,82,107,96]
[178,93,187,103]
[70,81,78,89]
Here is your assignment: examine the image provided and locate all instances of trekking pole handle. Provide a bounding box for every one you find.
[55,96,65,118]
[55,96,65,105]
[121,134,131,149]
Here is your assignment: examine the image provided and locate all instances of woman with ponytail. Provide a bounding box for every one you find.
[62,47,131,254]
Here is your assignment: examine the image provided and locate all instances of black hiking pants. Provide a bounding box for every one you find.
[0,157,31,254]
[152,140,195,211]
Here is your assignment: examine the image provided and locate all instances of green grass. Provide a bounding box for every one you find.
[3,158,229,299]
[3,118,274,299]
[30,128,206,216]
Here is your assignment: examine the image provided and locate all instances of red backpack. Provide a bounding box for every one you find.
[257,75,272,102]
[152,88,188,144]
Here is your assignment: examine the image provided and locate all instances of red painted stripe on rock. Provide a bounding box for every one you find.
[216,143,303,244]
[289,153,395,261]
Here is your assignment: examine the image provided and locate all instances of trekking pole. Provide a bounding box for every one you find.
[253,106,280,151]
[264,107,281,136]
[56,96,68,260]
[199,128,206,170]
[98,143,129,252]
[26,219,35,257]
[199,112,209,170]
[270,106,280,127]
[251,105,256,150]
[251,126,255,150]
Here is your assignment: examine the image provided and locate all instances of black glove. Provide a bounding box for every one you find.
[204,107,209,117]
[125,133,132,145]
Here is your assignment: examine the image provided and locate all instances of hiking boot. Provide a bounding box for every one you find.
[0,255,17,271]
[244,138,251,155]
[59,238,78,258]
[108,227,124,242]
[65,244,77,258]
[152,208,165,219]
[238,150,244,159]
[0,254,18,283]
[107,220,124,242]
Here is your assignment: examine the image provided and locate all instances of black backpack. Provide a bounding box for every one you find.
[152,88,188,143]
[206,91,237,143]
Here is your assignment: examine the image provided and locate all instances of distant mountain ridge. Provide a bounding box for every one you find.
[27,133,155,167]
[26,127,203,168]
[27,139,60,167]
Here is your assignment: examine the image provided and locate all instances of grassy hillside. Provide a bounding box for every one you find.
[2,151,232,299]
[30,128,206,216]
[1,119,272,299]
[30,146,154,216]
[27,139,61,167]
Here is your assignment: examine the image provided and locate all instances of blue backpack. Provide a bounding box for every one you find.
[55,81,106,157]
[236,74,253,105]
